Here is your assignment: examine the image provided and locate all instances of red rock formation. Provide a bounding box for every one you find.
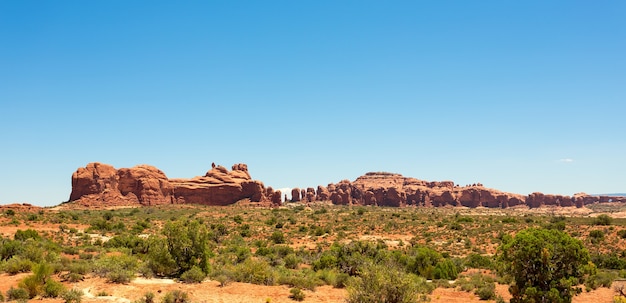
[291,188,301,202]
[312,171,607,209]
[69,162,274,207]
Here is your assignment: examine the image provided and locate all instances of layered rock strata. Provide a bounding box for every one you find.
[306,172,625,208]
[69,162,279,206]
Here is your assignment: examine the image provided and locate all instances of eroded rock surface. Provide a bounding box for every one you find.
[69,163,276,207]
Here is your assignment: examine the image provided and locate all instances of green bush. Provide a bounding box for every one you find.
[161,290,189,303]
[475,284,496,300]
[289,288,305,301]
[180,266,206,283]
[585,271,616,290]
[593,214,613,226]
[14,229,40,241]
[433,259,459,280]
[270,231,285,244]
[3,256,33,274]
[7,287,29,301]
[234,259,276,286]
[43,279,67,298]
[62,288,83,303]
[498,228,589,303]
[347,263,433,303]
[93,254,138,283]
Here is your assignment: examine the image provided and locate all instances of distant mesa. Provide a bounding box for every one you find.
[68,164,625,208]
[68,162,280,207]
[304,172,625,208]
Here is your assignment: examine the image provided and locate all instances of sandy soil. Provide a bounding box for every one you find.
[0,273,619,303]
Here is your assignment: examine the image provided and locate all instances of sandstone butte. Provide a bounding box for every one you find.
[69,163,625,209]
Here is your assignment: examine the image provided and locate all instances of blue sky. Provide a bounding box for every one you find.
[1,1,625,206]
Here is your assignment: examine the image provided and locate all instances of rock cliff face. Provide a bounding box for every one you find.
[70,165,623,209]
[306,172,625,208]
[69,163,280,207]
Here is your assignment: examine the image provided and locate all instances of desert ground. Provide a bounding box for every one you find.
[1,202,626,302]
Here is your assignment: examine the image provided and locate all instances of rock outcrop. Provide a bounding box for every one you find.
[300,172,625,208]
[70,164,625,209]
[69,162,279,207]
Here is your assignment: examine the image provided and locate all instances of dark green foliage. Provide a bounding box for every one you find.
[7,287,29,301]
[234,258,277,285]
[589,230,605,240]
[591,253,626,270]
[180,266,206,283]
[432,259,459,280]
[584,270,616,290]
[498,228,590,303]
[592,214,613,226]
[159,220,212,276]
[93,254,138,283]
[407,246,441,279]
[14,229,40,241]
[347,262,433,303]
[464,253,494,269]
[43,279,66,298]
[270,231,285,244]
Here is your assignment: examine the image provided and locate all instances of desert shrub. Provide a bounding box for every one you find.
[407,246,441,279]
[239,224,252,237]
[475,283,496,300]
[93,254,138,283]
[3,256,33,274]
[5,209,15,216]
[284,253,301,269]
[180,266,206,283]
[7,286,29,301]
[617,230,626,239]
[289,288,305,301]
[592,253,626,270]
[234,258,276,285]
[501,217,517,224]
[0,238,22,260]
[593,214,613,226]
[62,288,83,303]
[43,279,66,298]
[14,229,40,241]
[347,262,433,303]
[145,236,178,277]
[433,259,459,280]
[464,253,494,269]
[585,271,617,290]
[456,273,496,300]
[141,292,156,303]
[104,234,147,254]
[590,229,605,242]
[161,290,189,303]
[0,291,4,302]
[448,222,463,230]
[276,268,320,291]
[270,231,285,244]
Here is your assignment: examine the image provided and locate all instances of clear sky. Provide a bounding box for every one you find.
[1,1,625,206]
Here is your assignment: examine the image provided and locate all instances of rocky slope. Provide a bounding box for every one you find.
[69,162,281,207]
[292,172,625,208]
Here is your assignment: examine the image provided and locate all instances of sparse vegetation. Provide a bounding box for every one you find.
[0,203,624,302]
